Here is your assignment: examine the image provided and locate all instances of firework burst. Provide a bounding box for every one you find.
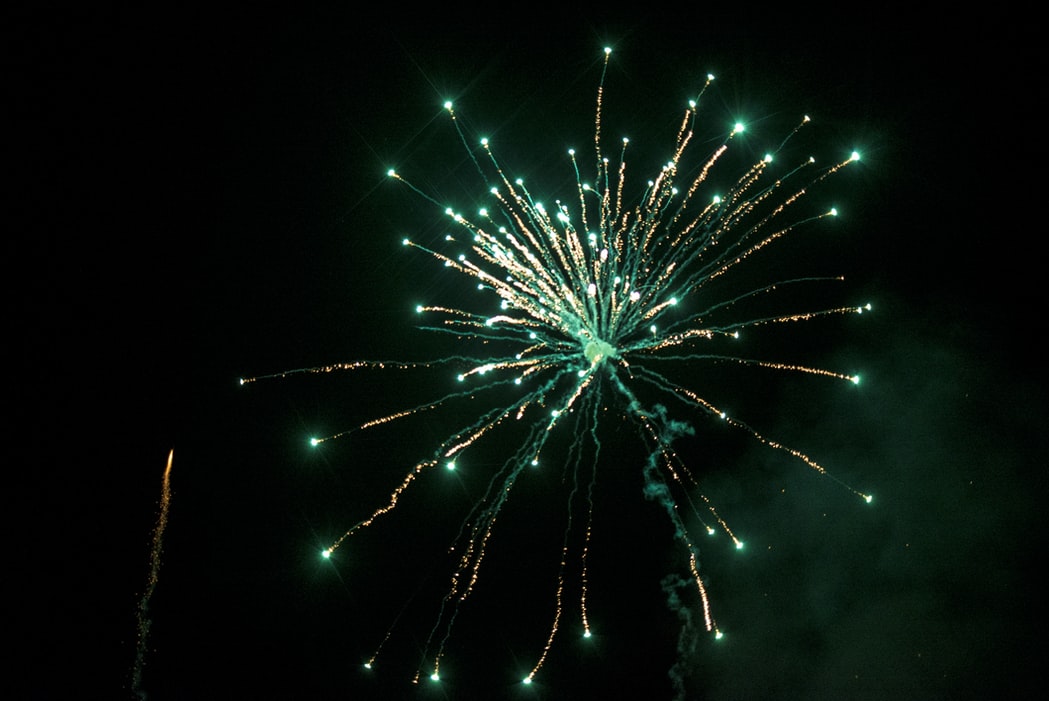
[241,47,871,686]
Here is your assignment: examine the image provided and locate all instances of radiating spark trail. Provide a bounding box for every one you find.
[241,46,873,687]
[131,449,173,700]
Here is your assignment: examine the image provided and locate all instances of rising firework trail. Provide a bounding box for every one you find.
[241,47,872,687]
[131,449,173,699]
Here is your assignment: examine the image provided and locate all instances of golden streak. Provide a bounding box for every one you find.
[326,460,435,554]
[131,449,174,696]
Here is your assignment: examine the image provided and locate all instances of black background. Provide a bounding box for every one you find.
[15,7,1042,700]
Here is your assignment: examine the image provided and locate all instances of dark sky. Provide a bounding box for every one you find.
[17,9,1043,701]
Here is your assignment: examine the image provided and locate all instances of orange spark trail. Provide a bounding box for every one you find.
[131,449,173,700]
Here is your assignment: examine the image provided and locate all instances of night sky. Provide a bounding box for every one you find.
[18,9,1043,701]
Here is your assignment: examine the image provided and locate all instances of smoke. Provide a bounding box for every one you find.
[640,405,701,699]
[661,574,699,701]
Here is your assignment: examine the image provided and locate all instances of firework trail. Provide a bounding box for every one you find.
[242,47,871,686]
[131,449,173,699]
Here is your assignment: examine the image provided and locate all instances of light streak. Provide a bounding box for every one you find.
[131,449,174,699]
